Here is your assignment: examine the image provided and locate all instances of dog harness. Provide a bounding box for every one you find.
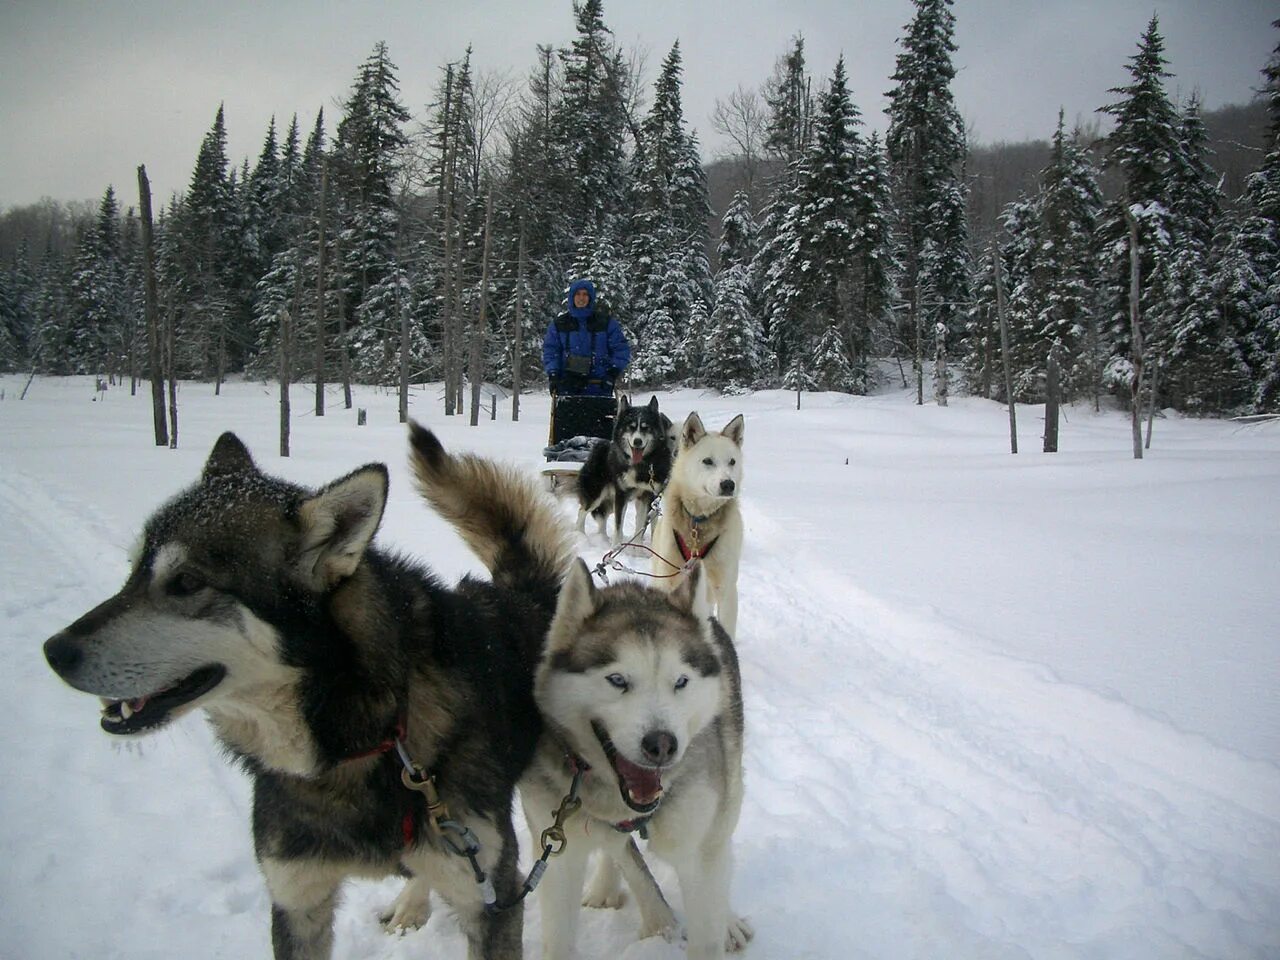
[675,507,718,562]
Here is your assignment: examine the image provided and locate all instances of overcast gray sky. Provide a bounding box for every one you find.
[0,0,1274,209]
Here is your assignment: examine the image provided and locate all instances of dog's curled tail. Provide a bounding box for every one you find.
[409,422,575,596]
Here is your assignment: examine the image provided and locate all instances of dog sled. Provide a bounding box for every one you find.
[540,393,616,493]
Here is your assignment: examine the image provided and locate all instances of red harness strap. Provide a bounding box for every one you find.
[339,715,419,848]
[674,529,717,562]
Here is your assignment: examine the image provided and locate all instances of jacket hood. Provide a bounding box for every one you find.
[566,279,596,320]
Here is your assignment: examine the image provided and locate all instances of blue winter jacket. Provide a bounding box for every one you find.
[542,279,631,396]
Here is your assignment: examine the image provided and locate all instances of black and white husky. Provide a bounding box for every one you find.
[42,425,575,960]
[520,559,753,959]
[576,394,672,544]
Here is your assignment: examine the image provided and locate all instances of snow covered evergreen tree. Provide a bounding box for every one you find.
[68,187,127,375]
[885,0,969,402]
[1096,15,1180,371]
[628,42,711,381]
[752,35,814,374]
[171,105,237,378]
[557,0,630,242]
[703,191,763,390]
[1238,21,1280,410]
[333,42,410,383]
[1154,95,1245,412]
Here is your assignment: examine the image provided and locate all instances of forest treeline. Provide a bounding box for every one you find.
[2,0,1277,415]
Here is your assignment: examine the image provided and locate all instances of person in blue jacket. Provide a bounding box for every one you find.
[542,279,631,396]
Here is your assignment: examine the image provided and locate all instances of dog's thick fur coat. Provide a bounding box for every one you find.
[651,413,745,636]
[43,425,574,960]
[520,560,752,959]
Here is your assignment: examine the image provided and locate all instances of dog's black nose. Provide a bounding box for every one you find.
[44,634,83,677]
[641,730,677,765]
[632,438,644,448]
[719,478,736,496]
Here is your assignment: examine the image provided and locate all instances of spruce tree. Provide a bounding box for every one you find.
[885,0,969,402]
[628,41,710,379]
[1096,15,1180,371]
[557,0,630,241]
[68,187,127,375]
[1240,21,1280,410]
[752,35,813,369]
[1032,113,1103,398]
[334,42,410,383]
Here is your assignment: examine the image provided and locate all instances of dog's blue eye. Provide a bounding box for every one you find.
[674,675,689,691]
[702,457,714,466]
[606,673,629,691]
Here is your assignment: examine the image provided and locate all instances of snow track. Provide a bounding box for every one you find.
[2,376,1277,959]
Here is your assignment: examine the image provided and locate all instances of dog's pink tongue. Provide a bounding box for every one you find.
[614,752,663,804]
[631,447,643,465]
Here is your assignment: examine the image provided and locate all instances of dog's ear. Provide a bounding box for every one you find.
[722,414,745,448]
[616,394,631,415]
[551,559,600,634]
[681,412,706,450]
[297,464,389,588]
[203,432,257,480]
[647,395,659,412]
[669,562,712,621]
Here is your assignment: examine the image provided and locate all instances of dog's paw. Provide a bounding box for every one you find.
[582,862,626,910]
[637,918,679,943]
[583,888,627,910]
[725,914,755,952]
[379,881,432,932]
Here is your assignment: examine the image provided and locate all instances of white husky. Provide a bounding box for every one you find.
[650,412,745,636]
[521,560,752,960]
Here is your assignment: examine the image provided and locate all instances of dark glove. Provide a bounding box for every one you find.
[606,366,622,381]
[549,374,561,394]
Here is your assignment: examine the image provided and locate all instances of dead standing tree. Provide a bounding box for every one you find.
[469,190,494,426]
[511,220,526,423]
[137,165,168,446]
[992,241,1018,454]
[279,307,292,457]
[1044,345,1061,453]
[1124,203,1145,460]
[314,159,328,418]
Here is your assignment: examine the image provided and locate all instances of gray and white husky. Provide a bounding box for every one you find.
[42,424,574,960]
[651,412,745,636]
[520,559,753,959]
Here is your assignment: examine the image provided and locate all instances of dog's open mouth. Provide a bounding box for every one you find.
[99,665,226,735]
[630,447,644,465]
[592,721,663,813]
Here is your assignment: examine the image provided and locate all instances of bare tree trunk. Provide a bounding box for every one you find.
[398,285,410,424]
[469,191,494,427]
[912,285,923,406]
[980,301,994,400]
[138,165,168,446]
[1145,357,1160,451]
[334,232,352,409]
[279,308,291,457]
[166,293,178,450]
[933,321,948,407]
[993,243,1018,454]
[1044,345,1060,453]
[512,221,525,423]
[1125,204,1144,460]
[315,160,328,417]
[440,65,459,417]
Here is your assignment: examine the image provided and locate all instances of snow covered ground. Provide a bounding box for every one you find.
[2,374,1277,959]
